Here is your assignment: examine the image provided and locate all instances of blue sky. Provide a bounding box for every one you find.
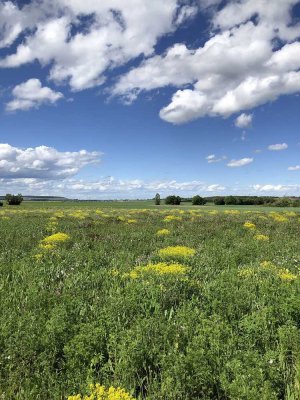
[0,0,300,199]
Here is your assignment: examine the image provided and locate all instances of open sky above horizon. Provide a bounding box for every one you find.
[0,0,300,199]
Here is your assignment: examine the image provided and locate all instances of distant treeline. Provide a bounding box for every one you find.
[163,195,300,207]
[207,196,300,207]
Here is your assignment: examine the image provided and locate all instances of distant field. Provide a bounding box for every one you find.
[0,205,300,399]
[10,199,300,212]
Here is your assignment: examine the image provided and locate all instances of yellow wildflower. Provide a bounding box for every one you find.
[277,269,298,281]
[42,232,70,244]
[225,210,240,215]
[39,243,55,250]
[255,234,269,241]
[126,262,188,278]
[163,215,182,222]
[127,219,137,224]
[159,246,196,258]
[68,384,136,400]
[156,229,170,236]
[243,221,256,229]
[238,268,256,278]
[271,214,288,222]
[260,261,276,270]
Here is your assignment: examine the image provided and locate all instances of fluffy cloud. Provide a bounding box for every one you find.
[235,113,253,128]
[6,79,63,111]
[1,1,300,122]
[227,157,253,167]
[253,184,300,192]
[268,143,288,151]
[0,176,226,199]
[113,0,300,123]
[0,0,193,91]
[0,144,101,179]
[206,154,227,163]
[288,165,300,171]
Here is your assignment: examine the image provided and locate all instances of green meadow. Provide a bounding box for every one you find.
[0,204,300,399]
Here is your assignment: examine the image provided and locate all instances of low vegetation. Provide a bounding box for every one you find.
[0,204,299,399]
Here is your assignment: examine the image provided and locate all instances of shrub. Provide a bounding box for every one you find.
[0,201,3,207]
[165,195,181,205]
[5,193,23,205]
[192,195,206,205]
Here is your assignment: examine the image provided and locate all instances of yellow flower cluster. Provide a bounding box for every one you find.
[42,232,70,244]
[277,269,298,281]
[243,222,256,229]
[270,213,288,222]
[127,219,137,224]
[163,215,182,222]
[225,210,240,215]
[238,268,256,278]
[68,210,88,220]
[156,229,170,236]
[255,234,269,241]
[158,246,196,258]
[125,262,188,278]
[68,384,136,400]
[260,261,276,270]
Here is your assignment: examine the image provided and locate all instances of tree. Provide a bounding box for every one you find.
[224,196,237,205]
[165,195,181,205]
[214,197,225,205]
[5,193,23,205]
[154,193,161,205]
[192,195,206,205]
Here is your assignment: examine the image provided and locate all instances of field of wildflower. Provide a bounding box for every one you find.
[0,202,300,399]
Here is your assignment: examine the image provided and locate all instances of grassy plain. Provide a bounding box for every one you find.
[0,203,300,399]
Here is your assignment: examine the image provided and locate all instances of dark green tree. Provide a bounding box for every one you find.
[5,193,23,205]
[165,195,181,205]
[224,196,237,205]
[192,195,206,205]
[154,193,161,205]
[214,197,225,205]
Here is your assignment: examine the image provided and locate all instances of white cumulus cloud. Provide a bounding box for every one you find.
[6,79,63,111]
[0,0,194,91]
[235,113,253,128]
[113,0,300,123]
[0,143,101,179]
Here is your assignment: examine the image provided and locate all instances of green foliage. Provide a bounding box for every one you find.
[5,193,24,205]
[274,198,292,207]
[154,193,160,206]
[0,204,299,398]
[165,195,181,205]
[213,197,225,205]
[192,195,206,205]
[224,195,238,205]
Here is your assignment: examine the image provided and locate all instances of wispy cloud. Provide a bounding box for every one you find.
[227,158,253,167]
[205,154,227,163]
[267,143,288,151]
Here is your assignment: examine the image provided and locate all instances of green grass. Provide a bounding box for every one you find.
[0,206,300,399]
[9,199,300,213]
